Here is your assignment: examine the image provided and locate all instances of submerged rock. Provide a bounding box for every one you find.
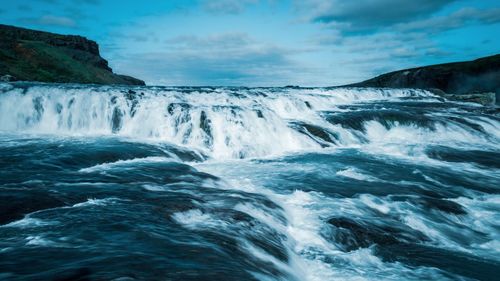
[326,217,428,252]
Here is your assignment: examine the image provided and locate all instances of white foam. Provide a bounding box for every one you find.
[142,184,166,191]
[1,217,55,228]
[194,159,469,280]
[171,209,226,229]
[359,194,391,214]
[25,235,62,247]
[450,195,500,259]
[79,156,170,173]
[336,168,379,182]
[0,84,448,160]
[71,198,119,208]
[1,83,497,279]
[240,240,296,279]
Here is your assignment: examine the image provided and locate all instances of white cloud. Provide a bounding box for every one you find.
[112,32,311,86]
[20,15,77,27]
[203,0,259,15]
[298,0,456,32]
[103,0,499,86]
[395,7,500,33]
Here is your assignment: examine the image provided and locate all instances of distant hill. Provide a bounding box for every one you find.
[347,54,500,105]
[0,24,144,85]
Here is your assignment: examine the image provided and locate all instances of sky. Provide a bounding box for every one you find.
[1,0,499,86]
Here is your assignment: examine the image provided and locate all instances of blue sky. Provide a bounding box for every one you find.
[1,0,499,86]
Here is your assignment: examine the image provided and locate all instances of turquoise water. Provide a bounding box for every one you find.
[0,83,499,280]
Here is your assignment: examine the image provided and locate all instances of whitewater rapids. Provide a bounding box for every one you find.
[0,83,499,280]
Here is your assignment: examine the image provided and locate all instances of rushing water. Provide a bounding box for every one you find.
[0,82,499,281]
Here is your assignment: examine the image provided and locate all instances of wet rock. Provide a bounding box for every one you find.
[291,121,337,146]
[125,89,136,100]
[420,197,467,215]
[167,103,190,115]
[32,96,44,121]
[199,111,213,146]
[111,107,123,133]
[55,103,63,113]
[124,90,140,117]
[326,217,428,252]
[449,92,495,106]
[429,88,496,105]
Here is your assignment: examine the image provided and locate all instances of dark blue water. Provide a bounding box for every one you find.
[0,83,499,280]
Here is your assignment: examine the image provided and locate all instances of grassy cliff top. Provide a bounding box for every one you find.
[0,24,144,85]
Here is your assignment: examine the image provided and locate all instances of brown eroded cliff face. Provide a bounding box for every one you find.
[347,54,500,105]
[0,24,145,85]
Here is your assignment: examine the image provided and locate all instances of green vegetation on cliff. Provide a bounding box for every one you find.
[347,54,499,105]
[0,24,144,85]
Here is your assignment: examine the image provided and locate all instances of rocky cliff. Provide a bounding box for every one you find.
[347,54,500,105]
[0,24,145,85]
